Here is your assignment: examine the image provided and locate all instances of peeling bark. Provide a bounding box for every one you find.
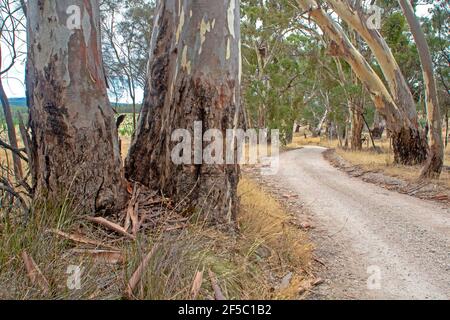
[27,0,127,213]
[126,0,241,226]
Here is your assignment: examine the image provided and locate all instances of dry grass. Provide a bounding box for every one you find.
[120,136,131,160]
[238,178,313,299]
[0,176,312,300]
[0,125,313,300]
[288,135,341,149]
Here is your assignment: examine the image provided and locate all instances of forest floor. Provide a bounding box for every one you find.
[249,146,450,299]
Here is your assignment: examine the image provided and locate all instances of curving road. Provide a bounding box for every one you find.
[272,147,450,299]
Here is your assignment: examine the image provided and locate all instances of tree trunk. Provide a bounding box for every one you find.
[372,110,385,139]
[0,79,23,180]
[344,119,349,149]
[297,0,428,165]
[445,108,449,147]
[131,97,136,132]
[334,51,364,151]
[399,0,444,179]
[27,0,127,213]
[125,0,241,225]
[335,122,343,148]
[350,102,364,151]
[314,108,328,137]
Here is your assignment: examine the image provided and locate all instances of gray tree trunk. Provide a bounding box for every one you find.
[399,0,444,179]
[372,110,385,139]
[26,0,127,213]
[350,102,364,151]
[126,0,241,225]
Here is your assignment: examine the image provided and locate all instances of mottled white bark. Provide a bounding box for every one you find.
[27,0,127,213]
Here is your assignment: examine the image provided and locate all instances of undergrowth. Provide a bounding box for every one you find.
[0,178,313,300]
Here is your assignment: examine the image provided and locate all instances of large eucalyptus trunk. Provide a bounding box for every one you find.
[125,0,241,225]
[399,0,444,179]
[297,0,427,165]
[27,0,127,213]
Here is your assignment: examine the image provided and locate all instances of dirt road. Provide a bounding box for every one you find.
[267,147,450,299]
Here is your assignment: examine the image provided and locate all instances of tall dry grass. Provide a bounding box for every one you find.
[0,178,313,300]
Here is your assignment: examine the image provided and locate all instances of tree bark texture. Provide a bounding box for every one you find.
[27,0,127,213]
[125,0,241,225]
[350,102,364,151]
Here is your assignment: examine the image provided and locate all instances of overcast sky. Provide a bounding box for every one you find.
[1,4,433,103]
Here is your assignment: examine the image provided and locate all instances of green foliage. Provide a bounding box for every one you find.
[241,0,311,143]
[240,0,449,144]
[117,114,136,137]
[0,106,28,127]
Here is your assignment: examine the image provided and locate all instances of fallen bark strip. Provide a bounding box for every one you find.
[124,244,160,299]
[190,270,204,300]
[71,249,124,265]
[47,229,119,250]
[22,250,50,294]
[125,184,139,232]
[86,217,135,240]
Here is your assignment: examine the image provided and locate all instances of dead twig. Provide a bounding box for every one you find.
[0,178,29,213]
[47,229,119,250]
[313,256,327,267]
[164,224,188,232]
[0,137,28,161]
